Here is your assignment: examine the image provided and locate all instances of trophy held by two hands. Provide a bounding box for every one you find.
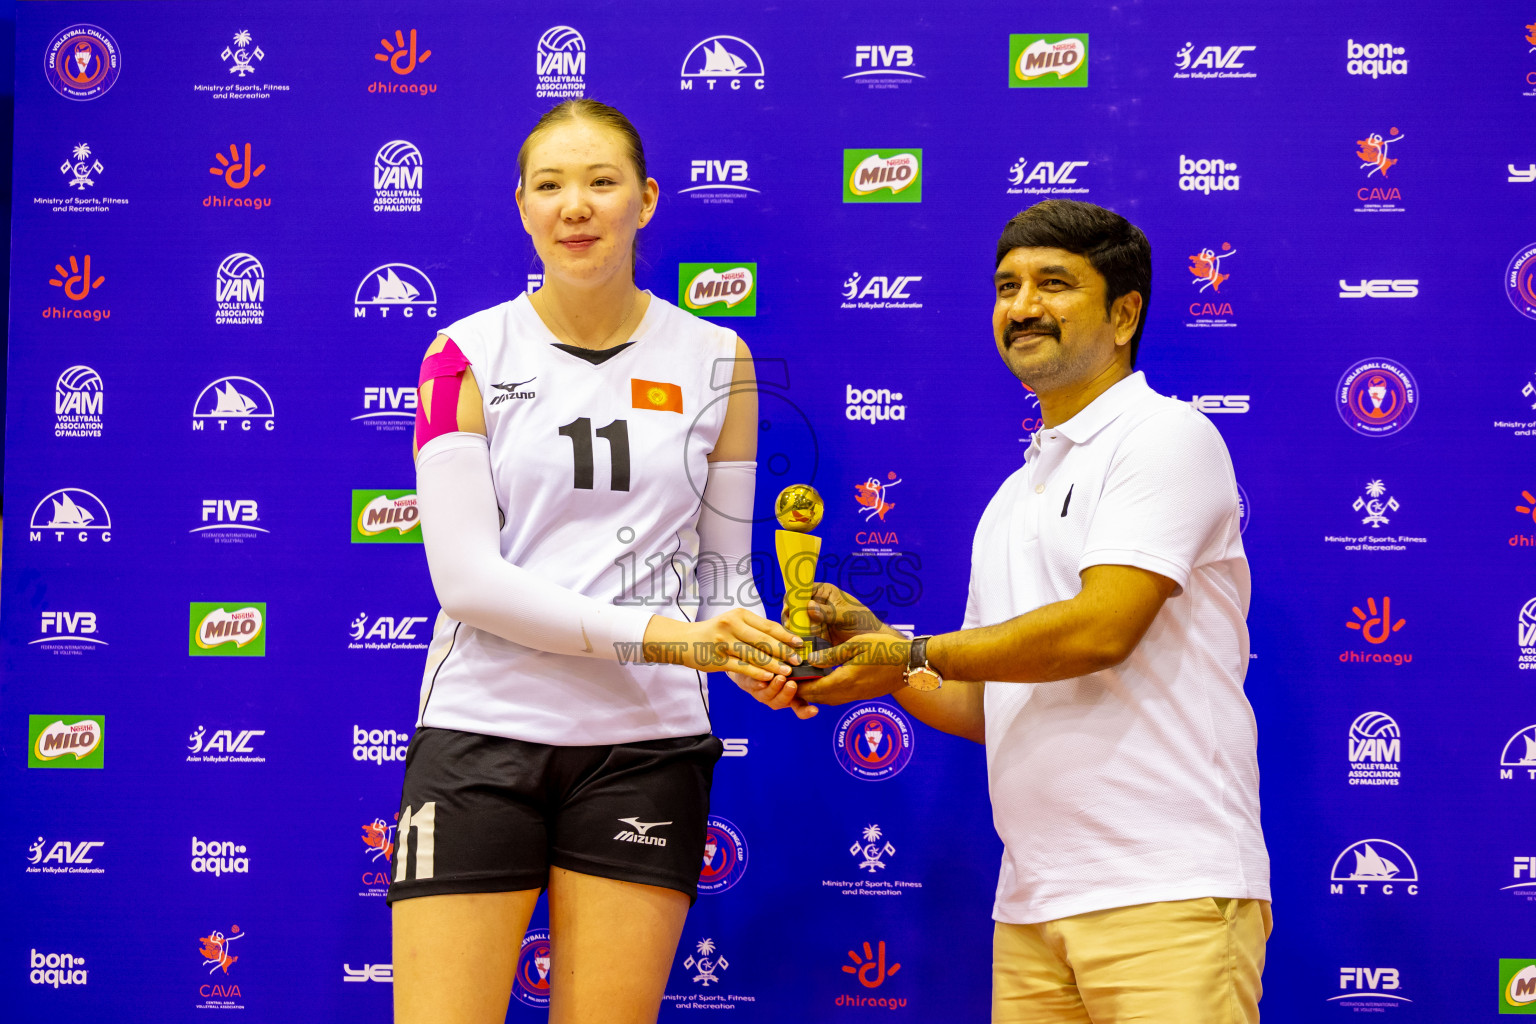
[774,484,831,682]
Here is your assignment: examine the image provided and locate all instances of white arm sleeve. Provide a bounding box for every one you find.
[693,460,766,619]
[415,432,655,660]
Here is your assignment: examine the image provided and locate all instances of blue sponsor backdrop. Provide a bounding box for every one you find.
[3,1,1534,1020]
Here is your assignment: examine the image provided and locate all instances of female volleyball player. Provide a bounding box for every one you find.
[390,100,806,1024]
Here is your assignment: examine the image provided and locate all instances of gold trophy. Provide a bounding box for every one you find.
[774,484,830,680]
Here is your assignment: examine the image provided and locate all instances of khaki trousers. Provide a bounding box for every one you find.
[992,897,1272,1023]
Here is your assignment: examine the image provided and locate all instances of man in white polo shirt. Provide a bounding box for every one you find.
[792,200,1270,1022]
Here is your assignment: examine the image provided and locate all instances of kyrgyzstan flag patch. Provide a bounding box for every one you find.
[631,378,684,414]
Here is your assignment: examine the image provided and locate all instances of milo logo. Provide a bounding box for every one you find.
[679,263,757,317]
[352,490,422,543]
[1009,34,1089,88]
[190,602,266,656]
[843,149,922,202]
[28,715,105,768]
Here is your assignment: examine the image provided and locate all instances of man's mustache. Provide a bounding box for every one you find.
[1005,318,1061,344]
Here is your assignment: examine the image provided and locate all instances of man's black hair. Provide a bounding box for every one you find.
[995,200,1152,368]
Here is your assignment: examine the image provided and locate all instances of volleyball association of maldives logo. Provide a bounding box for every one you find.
[45,24,121,101]
[1505,243,1536,320]
[1336,359,1418,436]
[512,928,552,1008]
[834,702,915,781]
[698,815,749,895]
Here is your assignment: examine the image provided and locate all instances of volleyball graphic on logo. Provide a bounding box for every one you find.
[833,702,915,781]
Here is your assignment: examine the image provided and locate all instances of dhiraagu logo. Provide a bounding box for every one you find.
[1503,959,1536,1013]
[1009,34,1088,87]
[28,715,105,768]
[189,602,266,656]
[679,263,757,316]
[352,490,422,542]
[843,149,922,203]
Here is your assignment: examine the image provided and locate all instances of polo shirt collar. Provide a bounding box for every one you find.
[1053,371,1151,445]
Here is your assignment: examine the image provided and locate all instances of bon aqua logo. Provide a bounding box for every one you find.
[352,489,421,542]
[679,263,756,317]
[189,602,266,656]
[843,149,922,203]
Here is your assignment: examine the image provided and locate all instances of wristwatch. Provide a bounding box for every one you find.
[904,635,943,692]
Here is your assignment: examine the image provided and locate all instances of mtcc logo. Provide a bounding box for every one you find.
[29,488,111,543]
[1347,38,1408,78]
[699,815,749,895]
[1173,42,1256,78]
[833,703,914,780]
[513,929,552,1008]
[680,36,765,90]
[536,26,585,99]
[192,376,276,431]
[1503,724,1536,779]
[1330,839,1419,895]
[215,253,264,325]
[374,141,423,213]
[354,263,438,318]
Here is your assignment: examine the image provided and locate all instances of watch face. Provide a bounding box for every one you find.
[906,667,942,692]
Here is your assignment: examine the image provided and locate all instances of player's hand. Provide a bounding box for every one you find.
[642,609,802,682]
[729,671,818,720]
[796,632,909,706]
[797,584,903,647]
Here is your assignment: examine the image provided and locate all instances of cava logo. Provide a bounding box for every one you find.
[45,24,121,101]
[680,36,765,90]
[846,385,907,424]
[847,45,921,87]
[353,725,410,765]
[191,837,249,876]
[349,612,430,650]
[189,603,266,656]
[374,141,423,212]
[680,263,757,316]
[29,488,111,543]
[215,253,264,324]
[1355,128,1406,212]
[536,26,585,98]
[1178,155,1240,194]
[682,159,758,204]
[352,490,422,542]
[353,262,438,318]
[841,272,922,309]
[197,925,245,1008]
[1348,712,1401,786]
[1009,34,1088,87]
[44,254,109,321]
[27,837,105,875]
[1185,243,1238,326]
[1347,39,1408,78]
[55,366,103,437]
[28,715,104,768]
[356,386,417,431]
[192,376,276,431]
[843,149,922,202]
[371,29,435,94]
[193,499,265,543]
[1006,157,1089,196]
[187,725,266,763]
[29,950,89,988]
[33,610,104,654]
[1173,42,1257,78]
[1330,839,1419,895]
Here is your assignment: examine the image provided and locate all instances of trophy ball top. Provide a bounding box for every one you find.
[775,484,824,533]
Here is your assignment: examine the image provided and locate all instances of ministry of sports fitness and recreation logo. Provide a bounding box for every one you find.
[205,143,271,210]
[374,141,423,212]
[1341,595,1411,665]
[44,253,109,321]
[193,30,291,99]
[680,36,765,90]
[699,815,748,895]
[197,924,245,1009]
[27,836,105,875]
[189,602,267,657]
[847,44,922,88]
[1009,34,1087,87]
[29,488,111,544]
[359,814,396,896]
[1506,244,1536,320]
[45,24,121,101]
[1184,242,1237,327]
[61,142,102,190]
[1173,42,1256,79]
[353,263,438,319]
[187,725,266,763]
[42,142,128,214]
[28,715,105,769]
[682,159,758,204]
[356,386,416,431]
[192,377,276,431]
[680,263,756,317]
[55,366,103,437]
[1325,478,1425,552]
[1006,157,1089,197]
[1346,38,1408,78]
[1500,960,1536,1013]
[371,29,435,94]
[513,929,552,1008]
[1501,724,1536,781]
[215,253,264,324]
[352,490,421,543]
[1348,712,1401,786]
[1336,359,1418,437]
[536,26,585,99]
[33,609,105,655]
[843,149,921,203]
[834,703,914,781]
[1330,839,1419,895]
[1354,127,1406,213]
[842,272,923,310]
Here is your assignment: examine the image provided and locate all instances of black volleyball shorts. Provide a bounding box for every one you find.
[387,727,723,904]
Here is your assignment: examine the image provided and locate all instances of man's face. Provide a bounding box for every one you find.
[992,247,1133,391]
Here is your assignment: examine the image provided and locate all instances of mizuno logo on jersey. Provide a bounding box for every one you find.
[613,817,672,846]
[631,379,683,414]
[490,377,537,404]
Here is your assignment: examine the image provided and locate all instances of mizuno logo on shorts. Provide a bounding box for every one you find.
[613,817,671,846]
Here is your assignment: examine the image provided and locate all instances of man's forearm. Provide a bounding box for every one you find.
[928,595,1132,685]
[894,682,985,744]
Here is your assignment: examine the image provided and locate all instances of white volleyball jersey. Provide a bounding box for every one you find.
[418,291,738,745]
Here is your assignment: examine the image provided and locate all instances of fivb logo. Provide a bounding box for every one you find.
[373,141,422,213]
[846,386,907,424]
[1348,712,1401,786]
[29,488,111,543]
[841,273,923,310]
[189,602,266,657]
[56,365,103,437]
[1504,856,1536,896]
[1330,968,1407,1005]
[354,263,438,319]
[1178,155,1240,195]
[1330,839,1419,895]
[193,499,265,540]
[844,149,922,202]
[536,26,585,99]
[352,490,422,543]
[1340,279,1418,299]
[847,45,922,83]
[680,36,765,90]
[215,253,263,325]
[1006,158,1089,196]
[1173,42,1256,78]
[192,377,276,431]
[1347,39,1408,78]
[33,611,104,652]
[191,837,249,876]
[681,160,758,201]
[353,726,409,764]
[1009,34,1088,87]
[680,263,757,317]
[356,386,416,430]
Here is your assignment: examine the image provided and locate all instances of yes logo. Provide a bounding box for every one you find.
[844,149,922,202]
[352,490,422,542]
[679,263,757,316]
[189,602,266,656]
[1009,34,1087,87]
[28,715,105,768]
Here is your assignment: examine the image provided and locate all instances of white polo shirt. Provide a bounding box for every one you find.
[968,371,1269,925]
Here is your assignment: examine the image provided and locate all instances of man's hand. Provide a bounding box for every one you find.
[730,670,818,719]
[797,584,904,646]
[796,632,910,706]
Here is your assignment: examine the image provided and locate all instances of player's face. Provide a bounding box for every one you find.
[992,247,1135,392]
[516,120,658,287]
